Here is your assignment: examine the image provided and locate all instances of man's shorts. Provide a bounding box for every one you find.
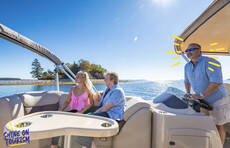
[209,96,230,125]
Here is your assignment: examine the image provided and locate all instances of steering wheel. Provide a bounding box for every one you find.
[182,95,213,112]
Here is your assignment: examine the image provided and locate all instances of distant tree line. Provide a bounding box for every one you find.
[30,58,107,80]
[0,78,21,80]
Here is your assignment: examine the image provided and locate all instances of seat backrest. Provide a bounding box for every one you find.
[0,97,13,148]
[20,91,62,114]
[123,96,151,121]
[0,91,64,148]
[112,96,152,148]
[58,92,69,111]
[224,83,230,133]
[224,83,230,97]
[0,94,26,148]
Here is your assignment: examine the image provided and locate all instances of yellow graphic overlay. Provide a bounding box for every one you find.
[15,122,26,128]
[7,125,11,131]
[208,67,214,72]
[171,62,181,67]
[173,42,180,46]
[5,121,29,146]
[166,50,175,54]
[7,121,25,130]
[208,49,215,51]
[208,56,218,59]
[172,56,180,59]
[18,123,21,128]
[208,48,225,52]
[208,61,220,67]
[9,122,14,131]
[215,48,225,51]
[9,143,27,147]
[209,42,218,46]
[172,35,184,42]
[168,34,184,68]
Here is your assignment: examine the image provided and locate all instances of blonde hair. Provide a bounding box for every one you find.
[77,71,96,95]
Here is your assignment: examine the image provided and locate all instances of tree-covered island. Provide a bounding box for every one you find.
[30,58,107,80]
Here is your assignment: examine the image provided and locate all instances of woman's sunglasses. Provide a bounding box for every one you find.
[185,48,199,52]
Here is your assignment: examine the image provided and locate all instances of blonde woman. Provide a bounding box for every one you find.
[61,71,95,113]
[51,71,95,148]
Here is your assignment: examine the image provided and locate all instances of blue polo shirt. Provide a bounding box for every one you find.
[101,84,125,120]
[184,55,227,104]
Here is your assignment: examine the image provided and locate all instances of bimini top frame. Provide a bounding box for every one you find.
[0,24,62,65]
[174,0,230,59]
[0,24,76,90]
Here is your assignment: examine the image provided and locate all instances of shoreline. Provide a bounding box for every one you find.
[0,79,136,86]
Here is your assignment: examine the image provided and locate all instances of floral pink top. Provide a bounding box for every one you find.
[70,90,89,111]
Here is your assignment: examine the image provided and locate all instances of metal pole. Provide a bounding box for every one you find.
[56,65,72,148]
[58,66,76,84]
[63,64,98,92]
[64,135,71,148]
[55,67,60,92]
[62,63,76,79]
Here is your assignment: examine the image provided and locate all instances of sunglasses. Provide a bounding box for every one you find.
[185,48,199,52]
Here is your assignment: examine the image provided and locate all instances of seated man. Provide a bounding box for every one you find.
[91,72,125,121]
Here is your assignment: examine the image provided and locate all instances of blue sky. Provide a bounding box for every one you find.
[1,0,229,80]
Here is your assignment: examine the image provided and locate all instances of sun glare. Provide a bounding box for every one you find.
[152,0,176,7]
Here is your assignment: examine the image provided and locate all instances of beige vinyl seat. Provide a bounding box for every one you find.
[69,96,153,148]
[224,83,230,133]
[0,91,67,148]
[224,83,230,100]
[0,92,153,148]
[111,96,152,148]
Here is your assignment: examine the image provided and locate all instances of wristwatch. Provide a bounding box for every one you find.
[186,93,191,95]
[185,93,191,98]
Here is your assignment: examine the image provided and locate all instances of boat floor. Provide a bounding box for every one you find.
[224,141,230,148]
[224,136,230,148]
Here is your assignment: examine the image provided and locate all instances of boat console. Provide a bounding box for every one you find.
[151,92,222,148]
[153,92,213,113]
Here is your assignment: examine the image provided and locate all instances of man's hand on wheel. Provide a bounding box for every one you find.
[184,93,191,99]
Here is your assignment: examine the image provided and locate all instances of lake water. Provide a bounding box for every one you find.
[1,80,229,100]
[0,80,186,100]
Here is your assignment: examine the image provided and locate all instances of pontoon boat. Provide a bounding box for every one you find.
[1,0,230,147]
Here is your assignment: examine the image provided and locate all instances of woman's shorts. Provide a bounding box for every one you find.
[209,96,230,125]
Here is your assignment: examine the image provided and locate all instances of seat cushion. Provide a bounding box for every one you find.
[124,96,151,121]
[20,91,62,114]
[58,93,69,111]
[0,97,12,148]
[0,91,63,148]
[8,95,25,119]
[224,83,230,97]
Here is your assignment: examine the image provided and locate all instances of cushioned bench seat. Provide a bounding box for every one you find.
[0,92,153,148]
[0,91,66,148]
